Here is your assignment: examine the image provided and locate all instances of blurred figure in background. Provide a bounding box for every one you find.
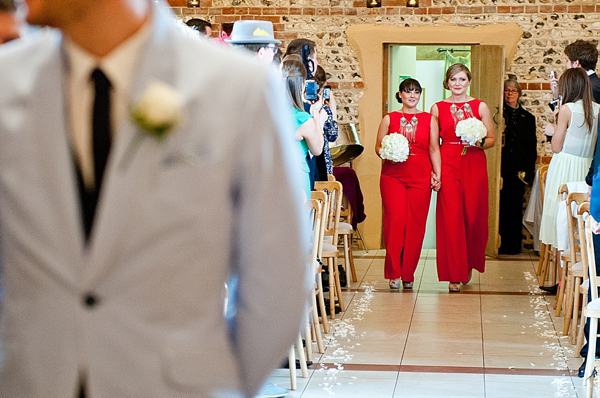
[227,20,280,67]
[499,79,537,255]
[185,17,212,37]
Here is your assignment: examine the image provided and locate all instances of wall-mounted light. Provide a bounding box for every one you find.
[366,0,382,8]
[406,0,419,7]
[187,0,200,7]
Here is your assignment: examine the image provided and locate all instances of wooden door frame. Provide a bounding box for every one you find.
[345,23,522,251]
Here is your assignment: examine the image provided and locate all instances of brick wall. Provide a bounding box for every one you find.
[169,0,600,163]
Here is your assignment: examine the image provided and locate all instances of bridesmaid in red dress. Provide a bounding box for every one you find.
[431,63,495,292]
[376,78,442,290]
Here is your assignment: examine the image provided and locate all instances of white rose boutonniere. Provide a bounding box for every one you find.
[121,81,184,169]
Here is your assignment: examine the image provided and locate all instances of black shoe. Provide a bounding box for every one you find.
[539,284,558,295]
[281,359,313,369]
[579,359,586,378]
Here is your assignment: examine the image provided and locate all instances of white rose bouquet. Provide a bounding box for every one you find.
[455,117,487,146]
[379,133,410,163]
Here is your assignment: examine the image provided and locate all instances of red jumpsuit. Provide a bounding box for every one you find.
[380,112,433,282]
[435,99,488,283]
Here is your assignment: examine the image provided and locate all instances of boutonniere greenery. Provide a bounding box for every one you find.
[121,81,184,170]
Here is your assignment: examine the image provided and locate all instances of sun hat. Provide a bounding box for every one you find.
[225,20,281,45]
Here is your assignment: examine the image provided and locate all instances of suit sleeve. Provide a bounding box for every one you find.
[230,68,311,396]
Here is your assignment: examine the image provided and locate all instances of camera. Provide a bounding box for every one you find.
[305,79,319,102]
[323,86,331,101]
[548,97,561,112]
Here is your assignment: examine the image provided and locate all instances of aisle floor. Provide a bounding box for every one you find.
[265,249,590,397]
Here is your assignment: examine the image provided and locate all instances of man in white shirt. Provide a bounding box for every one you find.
[0,0,309,397]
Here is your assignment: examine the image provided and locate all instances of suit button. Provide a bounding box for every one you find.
[83,294,99,308]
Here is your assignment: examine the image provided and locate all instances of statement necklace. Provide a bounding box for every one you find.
[399,111,418,143]
[450,102,473,122]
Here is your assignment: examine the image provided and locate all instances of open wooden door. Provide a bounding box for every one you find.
[470,45,505,258]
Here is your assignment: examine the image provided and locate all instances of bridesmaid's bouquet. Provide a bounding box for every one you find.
[455,118,487,146]
[379,133,409,163]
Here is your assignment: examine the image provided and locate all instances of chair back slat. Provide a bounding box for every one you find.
[566,192,589,265]
[310,191,328,262]
[307,199,323,276]
[585,217,599,301]
[577,202,590,282]
[539,165,549,205]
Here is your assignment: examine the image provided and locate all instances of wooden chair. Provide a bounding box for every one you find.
[310,191,330,334]
[315,180,345,319]
[575,202,590,353]
[289,198,325,391]
[338,197,358,284]
[306,198,325,356]
[558,192,587,334]
[581,217,600,396]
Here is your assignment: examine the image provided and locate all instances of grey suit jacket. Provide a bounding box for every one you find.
[0,3,309,397]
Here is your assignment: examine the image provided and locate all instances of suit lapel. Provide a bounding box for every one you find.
[83,4,178,287]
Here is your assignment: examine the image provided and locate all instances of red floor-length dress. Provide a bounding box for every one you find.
[436,99,488,283]
[381,112,433,282]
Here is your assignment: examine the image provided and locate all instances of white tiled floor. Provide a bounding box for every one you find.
[264,249,593,397]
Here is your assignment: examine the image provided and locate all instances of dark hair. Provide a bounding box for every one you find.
[558,67,595,132]
[185,18,212,36]
[314,66,327,90]
[221,22,234,36]
[395,78,422,103]
[0,0,15,12]
[285,38,317,58]
[443,63,472,90]
[233,43,271,53]
[565,40,598,71]
[282,55,307,112]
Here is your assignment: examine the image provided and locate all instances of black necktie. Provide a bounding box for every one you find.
[78,68,112,240]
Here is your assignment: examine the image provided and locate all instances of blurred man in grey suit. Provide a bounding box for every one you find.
[0,0,309,397]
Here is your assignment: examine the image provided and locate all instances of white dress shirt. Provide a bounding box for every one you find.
[64,21,152,189]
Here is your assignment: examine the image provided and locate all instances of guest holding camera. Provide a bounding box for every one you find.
[499,79,537,255]
[314,66,338,176]
[282,55,324,198]
[539,68,600,248]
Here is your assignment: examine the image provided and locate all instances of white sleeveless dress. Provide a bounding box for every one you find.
[539,100,599,246]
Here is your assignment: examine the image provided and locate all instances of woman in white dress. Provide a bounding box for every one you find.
[540,67,600,246]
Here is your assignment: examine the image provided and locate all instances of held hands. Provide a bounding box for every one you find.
[430,171,441,192]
